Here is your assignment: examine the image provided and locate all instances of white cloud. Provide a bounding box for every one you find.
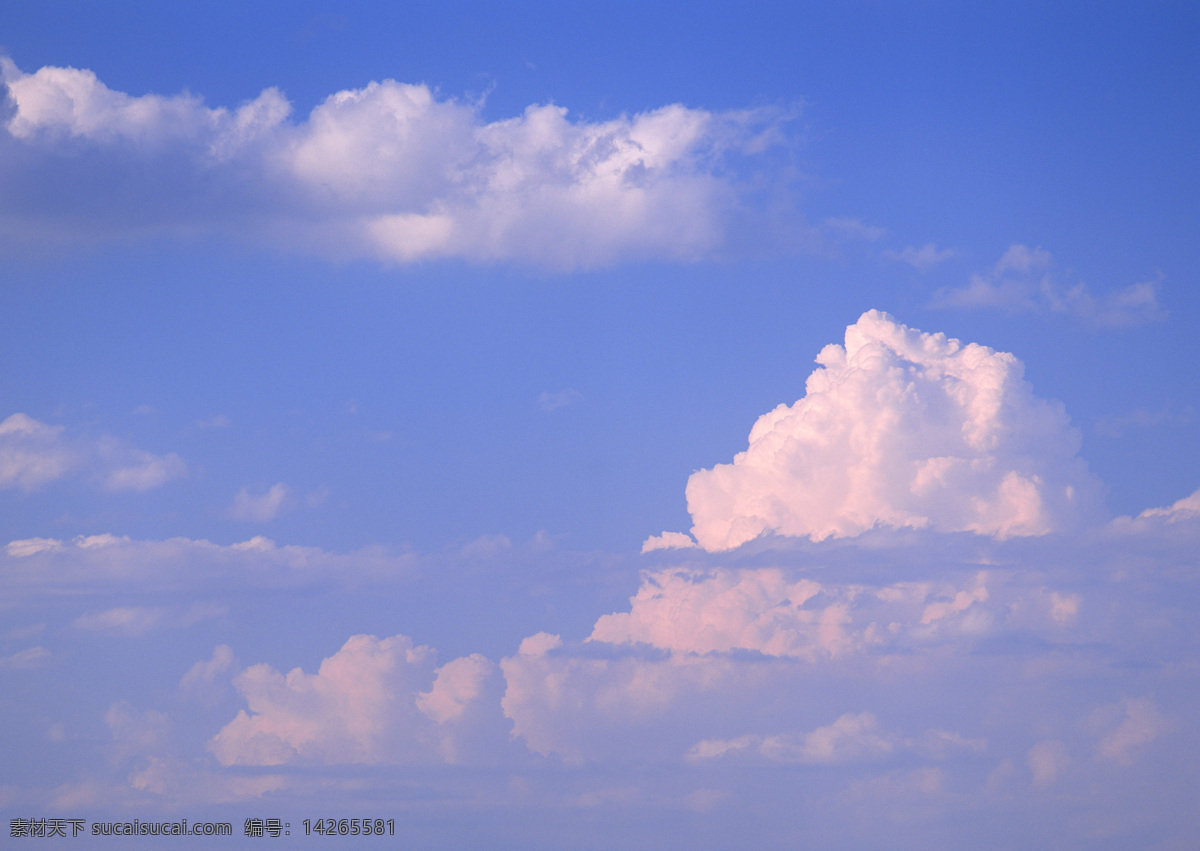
[0,412,185,492]
[209,634,500,766]
[72,607,167,636]
[3,457,1196,834]
[5,537,63,557]
[995,243,1053,275]
[179,644,236,696]
[689,712,896,764]
[229,483,293,522]
[0,413,78,489]
[640,531,697,552]
[591,568,830,658]
[680,310,1102,551]
[416,653,495,724]
[687,713,983,766]
[0,59,289,153]
[1,532,417,601]
[0,646,50,670]
[824,217,886,241]
[501,634,756,761]
[99,442,187,492]
[1123,486,1200,524]
[1,58,793,269]
[71,603,223,636]
[930,244,1166,328]
[882,242,956,272]
[496,493,1200,769]
[502,562,1015,761]
[588,563,1087,663]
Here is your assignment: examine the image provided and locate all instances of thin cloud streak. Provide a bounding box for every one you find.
[930,244,1167,328]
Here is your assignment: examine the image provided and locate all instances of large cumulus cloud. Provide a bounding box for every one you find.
[680,310,1103,551]
[0,57,789,268]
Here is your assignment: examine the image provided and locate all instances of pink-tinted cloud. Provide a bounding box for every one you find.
[680,311,1101,550]
[209,633,499,767]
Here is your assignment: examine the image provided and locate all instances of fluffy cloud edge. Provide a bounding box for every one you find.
[1,57,796,269]
[930,244,1166,328]
[0,412,186,493]
[677,310,1103,551]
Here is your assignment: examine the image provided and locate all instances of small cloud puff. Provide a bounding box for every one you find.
[681,310,1102,551]
[179,645,237,696]
[0,412,185,492]
[229,483,293,522]
[0,413,76,489]
[209,634,500,767]
[640,531,697,552]
[825,217,886,242]
[1091,697,1172,764]
[882,243,956,272]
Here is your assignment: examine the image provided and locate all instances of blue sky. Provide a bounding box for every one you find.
[2,3,1198,847]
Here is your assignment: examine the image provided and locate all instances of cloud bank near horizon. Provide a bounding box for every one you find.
[0,58,791,268]
[4,312,1197,845]
[6,478,1198,843]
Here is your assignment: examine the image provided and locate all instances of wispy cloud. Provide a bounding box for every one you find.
[229,483,293,522]
[0,646,50,670]
[1094,405,1194,438]
[0,412,185,492]
[882,242,956,272]
[930,244,1166,328]
[1,532,417,600]
[824,216,886,242]
[71,603,224,637]
[178,644,236,694]
[687,712,984,765]
[195,414,231,429]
